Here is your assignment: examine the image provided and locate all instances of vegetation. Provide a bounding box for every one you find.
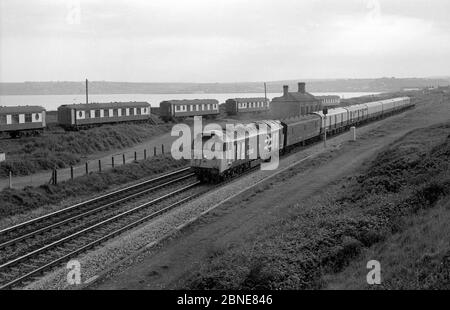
[185,122,450,289]
[0,154,187,219]
[0,123,171,177]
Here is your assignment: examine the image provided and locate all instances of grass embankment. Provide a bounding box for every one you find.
[0,123,172,177]
[186,122,450,289]
[0,155,187,220]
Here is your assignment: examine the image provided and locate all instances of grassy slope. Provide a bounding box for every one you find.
[324,197,449,289]
[0,123,172,177]
[185,122,450,289]
[0,155,187,220]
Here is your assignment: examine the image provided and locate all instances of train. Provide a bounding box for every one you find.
[191,97,413,182]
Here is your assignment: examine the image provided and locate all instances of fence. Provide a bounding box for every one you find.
[1,143,170,190]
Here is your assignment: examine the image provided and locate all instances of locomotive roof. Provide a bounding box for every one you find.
[0,105,46,114]
[60,102,150,109]
[227,97,269,103]
[161,99,218,105]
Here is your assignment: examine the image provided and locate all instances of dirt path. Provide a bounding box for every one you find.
[93,94,449,289]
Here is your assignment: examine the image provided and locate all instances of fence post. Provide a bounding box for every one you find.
[98,160,102,172]
[351,126,356,141]
[161,144,164,154]
[9,170,12,189]
[134,151,137,161]
[123,154,126,165]
[70,166,74,180]
[144,149,147,159]
[154,146,156,156]
[85,162,89,175]
[53,169,58,185]
[112,156,115,168]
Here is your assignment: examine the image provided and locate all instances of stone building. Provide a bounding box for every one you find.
[270,82,321,119]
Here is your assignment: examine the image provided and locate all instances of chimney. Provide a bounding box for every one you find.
[298,82,306,94]
[283,85,289,96]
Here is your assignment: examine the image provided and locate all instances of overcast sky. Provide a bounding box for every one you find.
[1,0,449,82]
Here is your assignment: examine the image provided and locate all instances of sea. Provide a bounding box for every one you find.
[0,92,381,111]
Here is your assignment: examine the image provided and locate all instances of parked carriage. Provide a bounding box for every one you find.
[0,106,46,137]
[57,102,151,129]
[225,97,270,115]
[159,99,219,122]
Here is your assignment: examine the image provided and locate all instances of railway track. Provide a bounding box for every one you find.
[0,167,204,289]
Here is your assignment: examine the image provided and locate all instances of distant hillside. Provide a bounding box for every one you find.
[1,78,449,95]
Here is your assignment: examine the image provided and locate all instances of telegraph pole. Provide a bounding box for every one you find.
[264,82,267,103]
[323,107,328,147]
[86,78,89,104]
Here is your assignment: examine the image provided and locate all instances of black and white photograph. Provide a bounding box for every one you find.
[0,0,449,298]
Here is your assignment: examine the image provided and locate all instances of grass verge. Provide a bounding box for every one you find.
[0,155,187,220]
[0,123,172,177]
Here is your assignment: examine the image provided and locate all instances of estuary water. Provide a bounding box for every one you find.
[0,92,380,111]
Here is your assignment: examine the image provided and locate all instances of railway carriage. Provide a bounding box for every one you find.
[344,104,369,125]
[312,107,349,134]
[0,106,46,137]
[57,102,151,129]
[281,115,321,149]
[159,99,219,122]
[225,97,270,115]
[365,100,384,119]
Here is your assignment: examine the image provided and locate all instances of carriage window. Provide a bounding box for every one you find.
[113,109,119,117]
[35,113,40,121]
[104,109,109,117]
[0,115,6,124]
[95,110,101,118]
[11,114,19,124]
[78,111,83,118]
[137,108,141,115]
[130,108,135,115]
[176,105,180,111]
[121,108,126,116]
[25,114,32,122]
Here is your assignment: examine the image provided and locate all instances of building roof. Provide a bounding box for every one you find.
[315,95,341,99]
[0,105,46,114]
[227,97,269,103]
[59,102,150,109]
[271,92,319,103]
[161,99,218,105]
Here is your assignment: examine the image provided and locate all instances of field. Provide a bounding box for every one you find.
[0,123,172,178]
[185,122,450,289]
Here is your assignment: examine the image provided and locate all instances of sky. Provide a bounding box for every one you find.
[0,0,449,82]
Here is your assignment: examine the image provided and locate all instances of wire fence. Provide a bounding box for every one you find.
[1,142,171,190]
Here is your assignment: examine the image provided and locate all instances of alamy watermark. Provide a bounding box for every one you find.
[366,260,381,285]
[170,116,281,170]
[67,259,82,285]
